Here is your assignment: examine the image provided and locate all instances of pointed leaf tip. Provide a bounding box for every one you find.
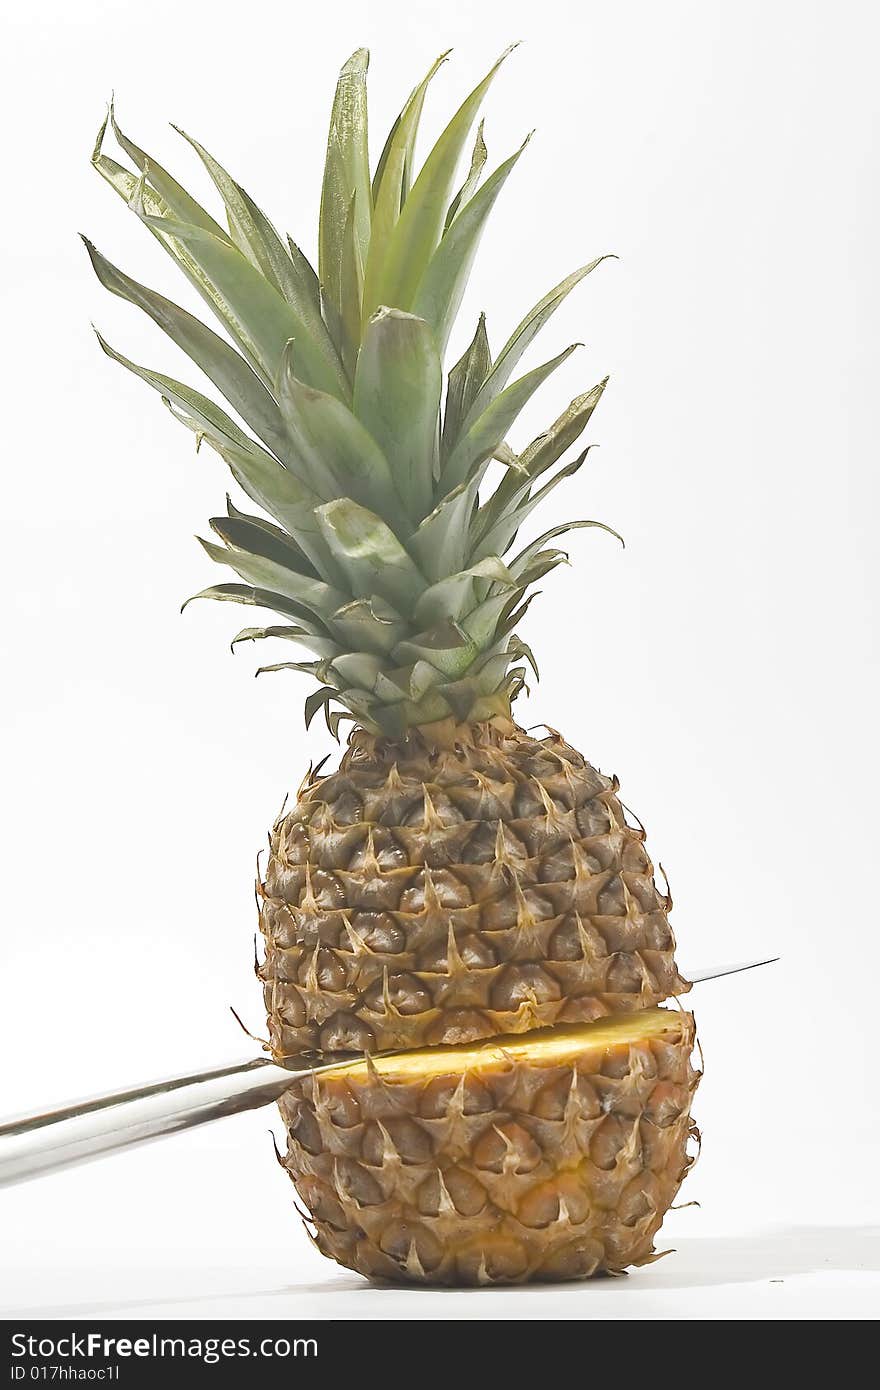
[342,47,370,72]
[371,43,518,316]
[91,108,109,162]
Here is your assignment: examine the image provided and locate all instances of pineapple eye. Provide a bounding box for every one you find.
[346,912,406,955]
[472,1121,542,1175]
[362,973,432,1018]
[318,1013,376,1055]
[416,1167,488,1218]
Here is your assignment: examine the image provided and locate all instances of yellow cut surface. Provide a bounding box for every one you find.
[325,1006,684,1083]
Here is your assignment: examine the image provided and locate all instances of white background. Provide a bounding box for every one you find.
[1,0,878,1321]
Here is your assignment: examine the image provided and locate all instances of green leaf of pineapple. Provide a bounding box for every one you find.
[106,102,230,241]
[277,343,412,532]
[171,126,286,285]
[136,212,349,398]
[93,329,254,450]
[464,258,611,427]
[444,119,488,231]
[231,625,340,660]
[303,685,338,730]
[363,51,450,323]
[371,45,517,313]
[338,191,365,376]
[507,519,623,579]
[476,452,622,560]
[329,651,385,691]
[93,117,267,378]
[460,589,523,647]
[170,127,344,377]
[511,550,570,586]
[414,556,514,626]
[198,535,347,621]
[209,513,318,580]
[83,238,292,463]
[354,309,441,520]
[164,406,342,583]
[407,476,481,581]
[442,342,579,491]
[286,238,322,313]
[413,136,530,355]
[331,597,409,656]
[320,50,372,324]
[393,620,478,680]
[475,378,608,540]
[315,497,426,613]
[441,314,492,462]
[181,583,335,636]
[86,49,622,732]
[92,331,337,578]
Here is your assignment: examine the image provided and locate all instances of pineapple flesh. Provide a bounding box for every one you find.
[87,46,699,1285]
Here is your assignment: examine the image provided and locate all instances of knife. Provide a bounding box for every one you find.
[0,957,778,1188]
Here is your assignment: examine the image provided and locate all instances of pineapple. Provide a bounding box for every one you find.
[86,46,699,1285]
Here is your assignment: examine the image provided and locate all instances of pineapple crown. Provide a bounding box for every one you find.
[85,47,621,740]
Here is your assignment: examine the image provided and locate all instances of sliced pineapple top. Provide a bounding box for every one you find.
[86,49,618,738]
[326,1008,687,1083]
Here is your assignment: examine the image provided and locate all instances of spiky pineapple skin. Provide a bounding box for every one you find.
[260,724,689,1056]
[278,1010,699,1285]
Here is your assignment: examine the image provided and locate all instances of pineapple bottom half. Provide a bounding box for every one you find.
[277,1007,700,1285]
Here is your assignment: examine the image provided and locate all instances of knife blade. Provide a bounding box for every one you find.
[0,956,778,1188]
[686,956,780,984]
